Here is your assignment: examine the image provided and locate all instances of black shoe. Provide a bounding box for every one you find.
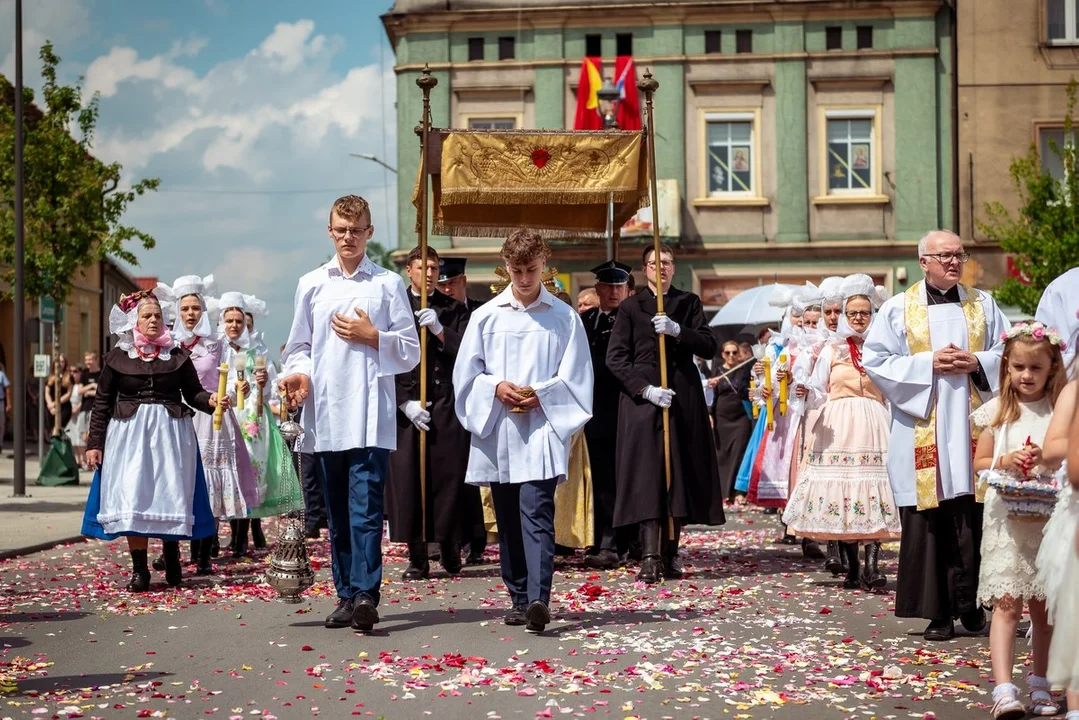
[401,560,429,580]
[126,549,151,593]
[960,608,987,633]
[626,539,643,562]
[584,549,620,570]
[465,550,485,565]
[194,538,213,576]
[923,619,955,641]
[210,534,220,558]
[860,542,887,590]
[251,519,267,549]
[525,600,550,634]
[637,556,663,584]
[764,507,779,515]
[662,554,684,579]
[555,544,576,557]
[325,598,354,629]
[440,542,462,576]
[427,542,441,562]
[232,520,250,558]
[305,527,322,540]
[163,541,182,588]
[824,541,844,575]
[351,595,379,633]
[802,538,825,560]
[841,542,861,589]
[504,604,528,626]
[777,533,799,545]
[151,554,166,571]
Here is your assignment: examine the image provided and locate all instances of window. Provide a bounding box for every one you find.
[857,25,873,49]
[616,33,633,56]
[826,110,876,193]
[705,30,721,54]
[467,37,484,61]
[736,30,753,53]
[585,34,602,57]
[498,36,515,60]
[1040,127,1074,180]
[1048,0,1079,43]
[705,112,755,196]
[826,26,842,50]
[467,117,517,130]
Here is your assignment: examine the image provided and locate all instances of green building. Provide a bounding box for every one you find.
[381,0,956,309]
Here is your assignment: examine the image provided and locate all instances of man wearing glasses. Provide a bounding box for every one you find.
[863,229,1008,641]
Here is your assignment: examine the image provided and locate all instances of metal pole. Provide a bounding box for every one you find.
[12,0,26,495]
[37,320,44,459]
[605,195,614,262]
[638,69,674,539]
[415,65,437,543]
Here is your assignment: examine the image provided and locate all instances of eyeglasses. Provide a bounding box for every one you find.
[330,225,371,238]
[645,260,674,269]
[922,252,969,264]
[845,311,872,319]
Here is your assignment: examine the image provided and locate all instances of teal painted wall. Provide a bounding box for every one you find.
[774,21,809,243]
[894,55,940,241]
[935,8,954,231]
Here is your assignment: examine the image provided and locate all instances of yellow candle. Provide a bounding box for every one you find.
[763,356,774,431]
[255,356,266,420]
[778,351,789,416]
[235,365,246,412]
[750,374,759,419]
[214,363,229,432]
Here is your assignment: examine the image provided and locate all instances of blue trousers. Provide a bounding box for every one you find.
[490,479,557,606]
[316,448,389,605]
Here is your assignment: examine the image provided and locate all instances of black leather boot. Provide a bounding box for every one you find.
[861,542,886,590]
[195,537,213,576]
[163,541,182,587]
[232,520,250,558]
[802,537,825,560]
[440,540,462,576]
[151,552,167,571]
[662,521,684,579]
[637,520,663,584]
[251,519,267,549]
[841,542,861,589]
[402,540,430,580]
[126,549,151,592]
[824,541,844,576]
[189,540,197,564]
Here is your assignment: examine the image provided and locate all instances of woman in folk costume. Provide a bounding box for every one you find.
[81,290,224,591]
[782,274,901,589]
[735,286,798,501]
[223,292,298,557]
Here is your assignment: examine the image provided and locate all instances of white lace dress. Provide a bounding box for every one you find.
[1036,467,1079,688]
[973,397,1055,607]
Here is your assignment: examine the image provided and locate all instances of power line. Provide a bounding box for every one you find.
[152,184,392,196]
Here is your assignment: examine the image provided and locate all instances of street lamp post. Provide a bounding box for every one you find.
[12,0,27,497]
[348,153,398,174]
[596,78,622,262]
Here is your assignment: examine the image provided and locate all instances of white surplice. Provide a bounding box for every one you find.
[453,285,593,486]
[282,255,421,453]
[1035,267,1079,374]
[862,284,1008,508]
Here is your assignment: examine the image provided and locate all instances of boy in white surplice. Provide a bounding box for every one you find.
[453,229,593,634]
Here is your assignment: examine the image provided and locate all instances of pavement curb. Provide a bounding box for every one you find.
[0,535,88,562]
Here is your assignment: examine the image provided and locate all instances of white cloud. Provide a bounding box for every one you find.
[84,45,200,98]
[0,0,93,82]
[255,20,327,73]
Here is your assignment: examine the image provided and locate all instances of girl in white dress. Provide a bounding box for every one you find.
[972,322,1068,719]
[1036,377,1079,719]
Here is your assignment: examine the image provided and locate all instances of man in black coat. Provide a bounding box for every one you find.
[607,243,724,584]
[436,256,488,564]
[386,247,472,579]
[579,260,632,570]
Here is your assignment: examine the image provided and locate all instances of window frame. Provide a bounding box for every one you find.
[461,113,522,131]
[498,36,515,61]
[1047,0,1079,44]
[856,25,874,50]
[817,105,884,201]
[704,30,722,54]
[1036,123,1076,181]
[467,37,484,62]
[825,26,843,51]
[695,107,766,206]
[736,29,753,54]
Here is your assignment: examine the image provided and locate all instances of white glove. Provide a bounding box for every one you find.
[651,315,681,338]
[415,308,444,335]
[401,400,432,431]
[641,385,676,408]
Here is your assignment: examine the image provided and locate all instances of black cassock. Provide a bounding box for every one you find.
[386,290,475,544]
[580,306,621,552]
[711,364,752,501]
[607,287,725,527]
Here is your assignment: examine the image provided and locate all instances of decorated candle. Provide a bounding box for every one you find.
[254,355,266,420]
[750,374,759,419]
[213,363,229,432]
[763,356,774,430]
[778,351,789,416]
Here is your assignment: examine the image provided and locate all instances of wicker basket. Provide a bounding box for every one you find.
[982,469,1059,519]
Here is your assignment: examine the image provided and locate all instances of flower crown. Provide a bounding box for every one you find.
[1001,321,1067,351]
[118,290,158,314]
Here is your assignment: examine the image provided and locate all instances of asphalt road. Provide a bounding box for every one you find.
[0,509,1014,719]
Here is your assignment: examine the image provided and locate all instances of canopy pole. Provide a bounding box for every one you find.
[638,70,674,540]
[415,65,437,543]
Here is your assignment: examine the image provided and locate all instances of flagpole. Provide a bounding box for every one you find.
[416,65,437,544]
[12,0,27,497]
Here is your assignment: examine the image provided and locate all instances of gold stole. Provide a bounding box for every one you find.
[903,281,986,511]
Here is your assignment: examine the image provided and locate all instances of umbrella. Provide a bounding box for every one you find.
[709,283,801,327]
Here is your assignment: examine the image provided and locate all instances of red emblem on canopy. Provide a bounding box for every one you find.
[530,148,551,169]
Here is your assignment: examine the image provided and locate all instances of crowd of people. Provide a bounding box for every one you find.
[75,194,1079,718]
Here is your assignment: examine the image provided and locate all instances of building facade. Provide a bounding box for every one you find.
[383,0,956,309]
[956,0,1077,289]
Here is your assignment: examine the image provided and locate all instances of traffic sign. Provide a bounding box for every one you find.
[33,354,50,378]
[39,297,55,324]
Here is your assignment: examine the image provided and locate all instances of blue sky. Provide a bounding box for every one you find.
[1,0,399,350]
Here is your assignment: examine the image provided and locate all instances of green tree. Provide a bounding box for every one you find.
[979,78,1079,315]
[0,42,159,310]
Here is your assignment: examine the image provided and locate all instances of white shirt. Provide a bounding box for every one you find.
[282,255,421,453]
[453,285,593,485]
[1035,267,1079,375]
[863,283,1008,507]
